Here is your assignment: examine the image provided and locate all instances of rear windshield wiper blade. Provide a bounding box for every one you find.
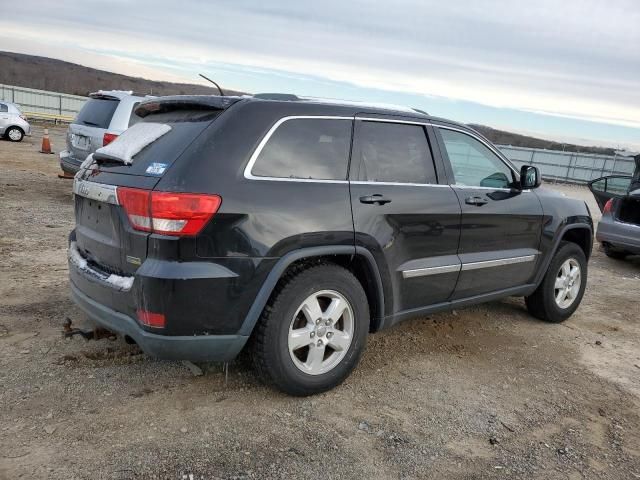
[82,120,100,127]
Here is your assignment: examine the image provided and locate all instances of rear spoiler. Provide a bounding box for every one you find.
[134,95,244,118]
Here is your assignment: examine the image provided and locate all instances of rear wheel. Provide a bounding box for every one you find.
[6,127,24,142]
[602,242,628,260]
[250,263,369,396]
[525,241,587,323]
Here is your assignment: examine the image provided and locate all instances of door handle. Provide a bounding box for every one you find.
[360,194,392,205]
[465,196,488,206]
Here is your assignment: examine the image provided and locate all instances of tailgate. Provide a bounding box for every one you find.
[67,123,104,161]
[71,96,242,275]
[73,174,160,276]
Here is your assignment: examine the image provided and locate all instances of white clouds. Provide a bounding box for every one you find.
[2,0,639,128]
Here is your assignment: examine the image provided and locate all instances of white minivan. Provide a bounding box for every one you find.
[60,90,149,175]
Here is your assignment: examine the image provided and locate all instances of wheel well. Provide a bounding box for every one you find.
[284,254,384,333]
[7,125,24,134]
[561,227,592,259]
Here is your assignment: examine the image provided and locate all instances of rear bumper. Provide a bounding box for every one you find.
[70,280,248,361]
[67,228,273,360]
[60,150,83,174]
[596,216,640,254]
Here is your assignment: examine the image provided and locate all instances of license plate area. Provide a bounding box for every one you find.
[76,197,118,238]
[71,133,90,150]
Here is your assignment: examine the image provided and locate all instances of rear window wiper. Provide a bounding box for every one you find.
[82,120,100,127]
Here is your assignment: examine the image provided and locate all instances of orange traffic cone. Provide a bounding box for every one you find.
[40,128,54,154]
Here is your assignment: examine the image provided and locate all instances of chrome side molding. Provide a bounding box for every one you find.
[402,264,461,279]
[460,255,536,271]
[402,254,537,279]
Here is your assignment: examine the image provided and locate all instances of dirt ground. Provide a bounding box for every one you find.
[1,124,639,480]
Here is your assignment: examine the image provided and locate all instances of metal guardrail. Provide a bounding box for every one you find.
[498,145,636,184]
[0,83,86,123]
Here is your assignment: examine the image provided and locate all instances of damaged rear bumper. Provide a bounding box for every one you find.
[70,281,248,361]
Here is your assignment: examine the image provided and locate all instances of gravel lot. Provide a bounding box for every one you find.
[1,124,639,479]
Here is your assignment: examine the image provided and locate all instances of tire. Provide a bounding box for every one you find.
[525,241,587,323]
[602,243,627,260]
[6,127,24,142]
[250,263,370,396]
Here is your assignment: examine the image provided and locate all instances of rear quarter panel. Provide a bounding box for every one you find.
[157,101,356,259]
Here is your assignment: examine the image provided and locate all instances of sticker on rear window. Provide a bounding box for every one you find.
[146,162,168,175]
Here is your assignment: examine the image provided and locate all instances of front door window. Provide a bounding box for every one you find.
[439,129,515,188]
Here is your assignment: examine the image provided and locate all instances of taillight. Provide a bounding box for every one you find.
[603,199,613,214]
[117,187,152,231]
[117,187,221,236]
[137,310,166,328]
[19,114,28,121]
[103,132,118,146]
[151,192,222,236]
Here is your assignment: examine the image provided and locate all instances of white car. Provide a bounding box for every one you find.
[0,101,31,142]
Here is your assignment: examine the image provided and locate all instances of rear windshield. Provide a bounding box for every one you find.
[92,109,222,176]
[74,98,119,129]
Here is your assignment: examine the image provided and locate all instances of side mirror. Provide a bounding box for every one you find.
[520,165,541,189]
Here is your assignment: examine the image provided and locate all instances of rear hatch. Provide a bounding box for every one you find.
[588,157,640,224]
[72,96,241,277]
[67,94,120,161]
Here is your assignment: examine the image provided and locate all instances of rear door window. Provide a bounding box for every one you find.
[0,103,7,113]
[74,98,119,129]
[250,118,352,180]
[352,121,437,184]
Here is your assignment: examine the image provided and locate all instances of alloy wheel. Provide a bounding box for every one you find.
[288,290,354,375]
[554,258,581,309]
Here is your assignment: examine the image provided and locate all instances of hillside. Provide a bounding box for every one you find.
[1,52,624,155]
[470,124,617,156]
[0,51,243,97]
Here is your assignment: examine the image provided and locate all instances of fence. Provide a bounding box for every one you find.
[498,145,636,184]
[0,84,86,122]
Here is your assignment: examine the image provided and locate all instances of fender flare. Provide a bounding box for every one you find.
[533,223,593,289]
[238,245,385,336]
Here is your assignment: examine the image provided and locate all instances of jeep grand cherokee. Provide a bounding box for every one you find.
[68,94,593,395]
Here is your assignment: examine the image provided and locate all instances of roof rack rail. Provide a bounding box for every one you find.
[254,93,301,101]
[252,93,430,116]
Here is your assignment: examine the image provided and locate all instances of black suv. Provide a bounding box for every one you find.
[68,94,593,395]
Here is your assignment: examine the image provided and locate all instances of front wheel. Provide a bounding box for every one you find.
[6,127,24,142]
[250,263,370,396]
[525,241,587,323]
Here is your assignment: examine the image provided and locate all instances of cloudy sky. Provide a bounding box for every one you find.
[2,0,639,150]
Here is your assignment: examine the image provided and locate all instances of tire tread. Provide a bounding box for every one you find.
[249,262,368,395]
[525,241,587,323]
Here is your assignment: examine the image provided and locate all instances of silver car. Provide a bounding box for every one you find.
[60,90,148,174]
[589,156,640,259]
[0,101,31,142]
